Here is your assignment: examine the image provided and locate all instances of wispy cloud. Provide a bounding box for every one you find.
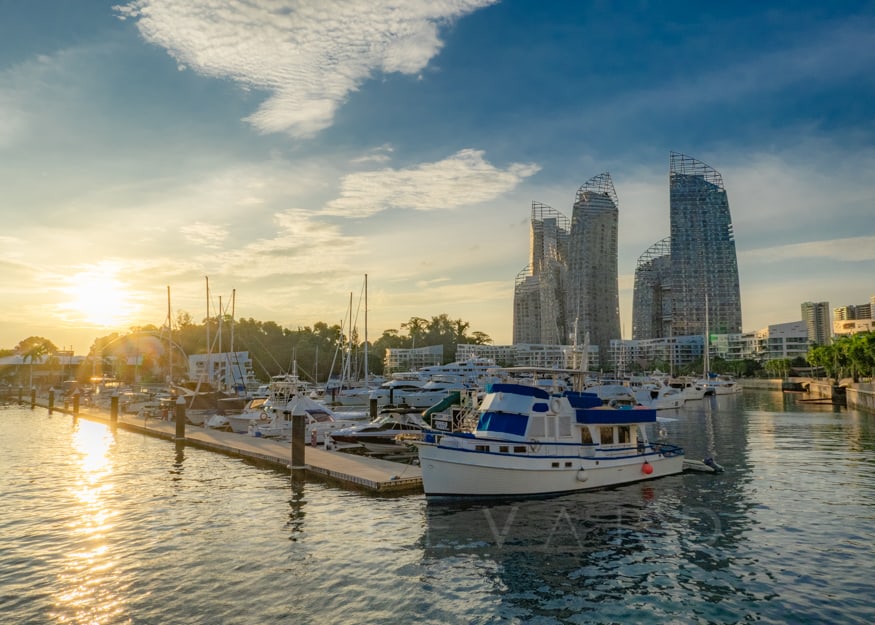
[743,235,875,263]
[114,0,497,138]
[180,221,229,247]
[323,149,540,217]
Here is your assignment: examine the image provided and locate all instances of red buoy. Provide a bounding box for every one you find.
[642,462,654,475]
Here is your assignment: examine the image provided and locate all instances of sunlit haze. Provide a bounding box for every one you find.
[1,1,873,354]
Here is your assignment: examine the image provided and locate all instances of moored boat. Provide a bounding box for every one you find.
[414,381,684,498]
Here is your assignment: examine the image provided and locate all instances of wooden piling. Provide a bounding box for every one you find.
[175,396,186,440]
[73,392,80,415]
[48,389,55,414]
[110,394,119,423]
[30,387,36,409]
[290,410,306,472]
[369,397,378,419]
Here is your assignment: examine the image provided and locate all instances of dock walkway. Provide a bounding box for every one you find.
[28,398,423,494]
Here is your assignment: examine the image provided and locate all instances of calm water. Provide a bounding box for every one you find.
[2,392,874,624]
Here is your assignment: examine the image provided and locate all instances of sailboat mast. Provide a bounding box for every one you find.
[167,285,173,385]
[206,276,211,386]
[704,292,710,377]
[364,274,369,387]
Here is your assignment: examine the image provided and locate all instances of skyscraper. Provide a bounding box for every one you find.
[512,202,569,345]
[566,173,621,364]
[668,152,742,337]
[801,301,831,346]
[512,174,621,367]
[632,237,672,340]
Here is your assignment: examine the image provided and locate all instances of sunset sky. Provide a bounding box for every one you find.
[2,0,873,355]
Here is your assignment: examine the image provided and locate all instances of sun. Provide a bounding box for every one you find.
[60,265,140,328]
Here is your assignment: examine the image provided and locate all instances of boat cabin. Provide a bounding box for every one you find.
[473,383,657,448]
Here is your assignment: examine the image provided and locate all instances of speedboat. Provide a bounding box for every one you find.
[327,408,430,454]
[249,395,358,444]
[632,384,685,410]
[413,382,684,498]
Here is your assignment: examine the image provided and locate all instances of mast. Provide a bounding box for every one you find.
[206,276,211,386]
[364,274,369,387]
[167,285,173,385]
[704,293,710,377]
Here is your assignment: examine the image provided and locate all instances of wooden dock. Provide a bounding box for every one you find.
[28,399,423,494]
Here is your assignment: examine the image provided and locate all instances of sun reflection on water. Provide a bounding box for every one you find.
[51,419,131,625]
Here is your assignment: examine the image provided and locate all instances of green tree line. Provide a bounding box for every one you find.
[807,332,875,382]
[1,313,492,386]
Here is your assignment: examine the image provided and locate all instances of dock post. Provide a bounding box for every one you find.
[18,386,23,405]
[48,389,55,414]
[369,397,378,420]
[290,410,306,472]
[30,387,36,409]
[175,396,186,441]
[110,393,119,424]
[73,392,80,415]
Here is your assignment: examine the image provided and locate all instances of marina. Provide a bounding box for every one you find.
[3,389,875,624]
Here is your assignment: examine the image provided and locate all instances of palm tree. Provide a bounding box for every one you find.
[17,338,53,389]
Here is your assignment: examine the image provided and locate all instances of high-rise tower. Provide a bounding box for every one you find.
[512,202,569,345]
[669,152,742,337]
[801,301,831,346]
[566,173,621,365]
[632,237,672,340]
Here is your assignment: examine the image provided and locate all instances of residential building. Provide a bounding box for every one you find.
[668,152,743,337]
[801,301,831,346]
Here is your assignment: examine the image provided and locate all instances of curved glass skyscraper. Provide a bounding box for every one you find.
[669,152,742,336]
[566,173,621,365]
[632,237,672,340]
[512,173,621,367]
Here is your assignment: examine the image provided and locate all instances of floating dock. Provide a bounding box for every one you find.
[29,398,423,494]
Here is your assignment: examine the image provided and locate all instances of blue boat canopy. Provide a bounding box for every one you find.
[575,407,657,424]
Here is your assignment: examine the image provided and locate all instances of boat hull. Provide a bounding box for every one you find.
[416,443,684,498]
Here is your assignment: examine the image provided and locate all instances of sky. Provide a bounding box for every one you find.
[1,0,874,355]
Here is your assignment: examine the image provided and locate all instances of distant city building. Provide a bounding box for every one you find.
[384,345,443,372]
[512,174,620,367]
[456,343,598,370]
[753,321,809,361]
[667,152,742,337]
[632,237,672,339]
[832,296,874,337]
[801,301,831,346]
[188,351,257,392]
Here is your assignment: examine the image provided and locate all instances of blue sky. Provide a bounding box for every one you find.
[1,0,873,354]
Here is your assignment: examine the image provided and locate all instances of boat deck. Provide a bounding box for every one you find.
[30,399,422,494]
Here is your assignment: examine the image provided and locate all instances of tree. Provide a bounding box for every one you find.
[16,336,58,388]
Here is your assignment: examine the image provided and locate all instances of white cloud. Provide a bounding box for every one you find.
[114,0,497,138]
[323,149,540,217]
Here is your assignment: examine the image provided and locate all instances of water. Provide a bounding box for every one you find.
[2,392,874,624]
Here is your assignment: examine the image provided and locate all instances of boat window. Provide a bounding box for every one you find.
[617,426,631,444]
[475,445,490,452]
[528,416,545,438]
[600,426,614,444]
[499,445,509,453]
[514,446,527,453]
[580,427,593,444]
[557,416,572,438]
[477,411,529,437]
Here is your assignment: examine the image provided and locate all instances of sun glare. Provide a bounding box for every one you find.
[60,265,140,328]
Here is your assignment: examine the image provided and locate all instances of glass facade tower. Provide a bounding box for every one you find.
[668,152,742,337]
